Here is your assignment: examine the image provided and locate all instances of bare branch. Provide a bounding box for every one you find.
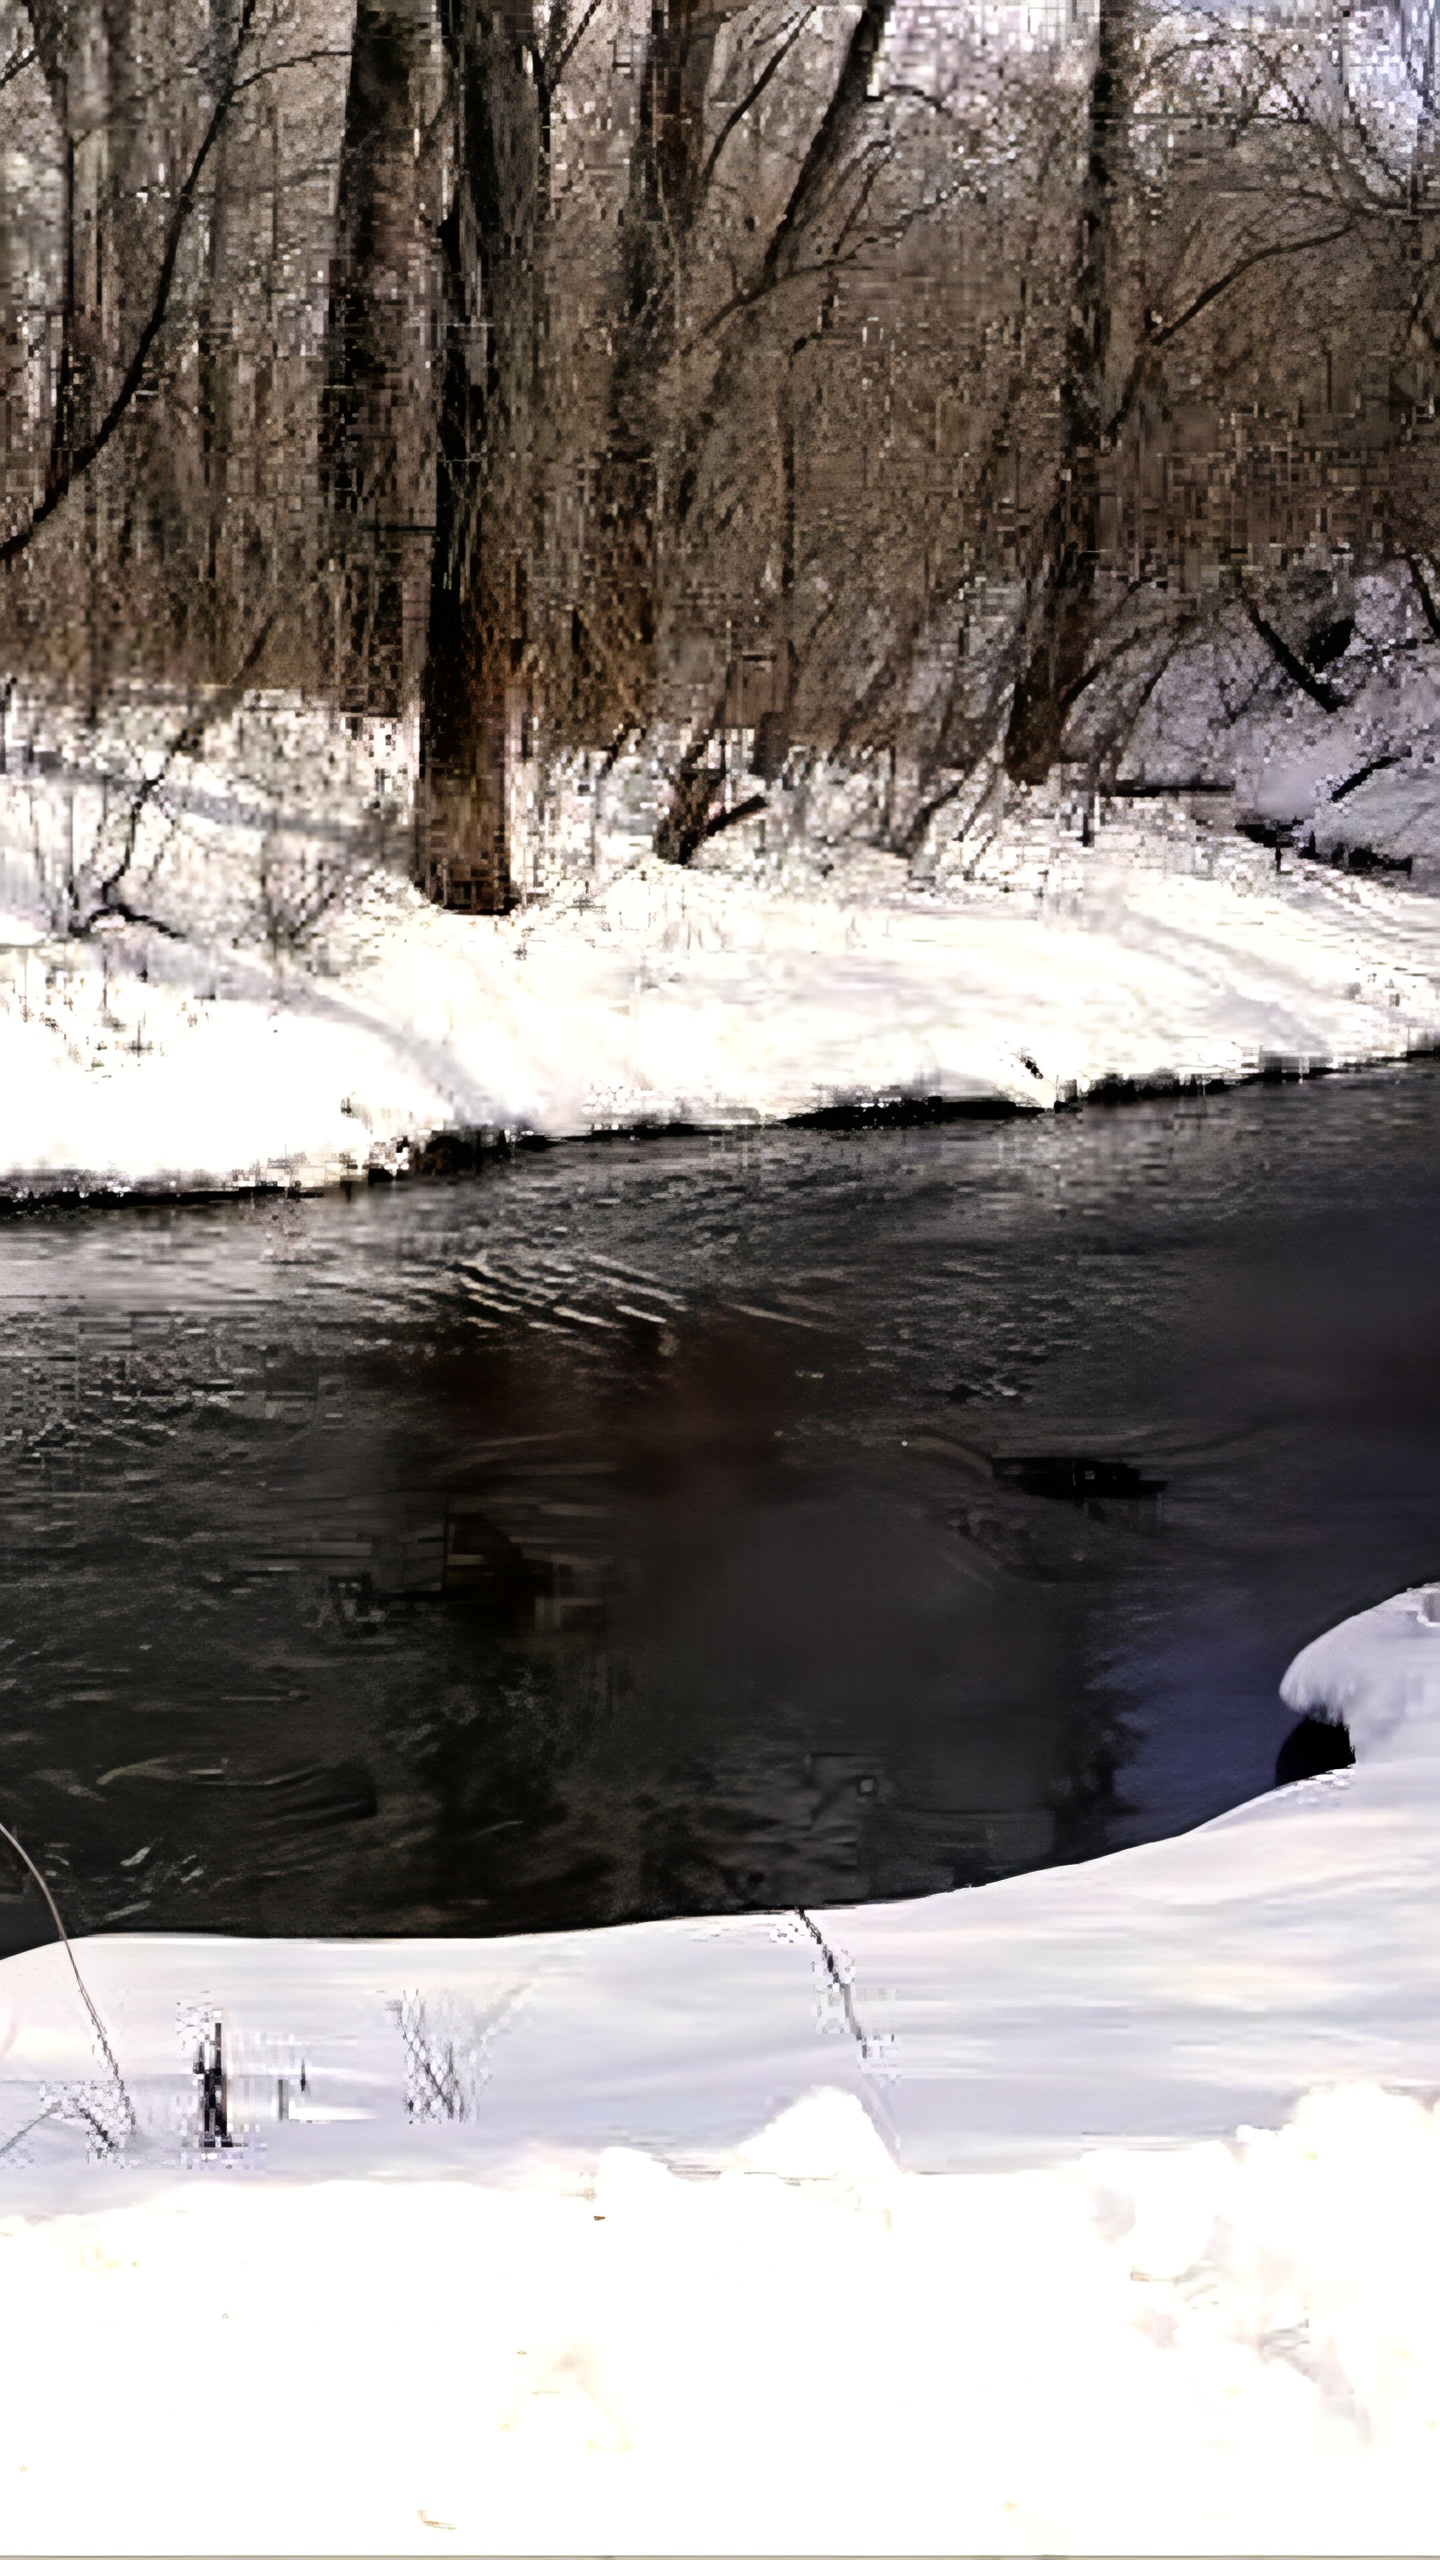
[0,0,260,569]
[1407,553,1440,640]
[228,44,353,101]
[548,0,604,89]
[700,5,816,196]
[1241,595,1344,714]
[1108,216,1357,438]
[696,181,954,340]
[757,0,895,290]
[89,607,281,920]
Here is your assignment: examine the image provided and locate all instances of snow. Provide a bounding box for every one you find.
[1311,768,1440,873]
[2,1586,1440,2552]
[5,688,1440,2544]
[3,706,1440,1191]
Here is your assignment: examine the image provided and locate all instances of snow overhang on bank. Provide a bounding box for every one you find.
[1281,1581,1440,1761]
[3,768,1440,1193]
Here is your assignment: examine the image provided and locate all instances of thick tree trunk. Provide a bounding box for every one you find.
[418,0,542,910]
[581,3,738,739]
[320,0,437,718]
[1003,0,1128,787]
[1000,523,1101,786]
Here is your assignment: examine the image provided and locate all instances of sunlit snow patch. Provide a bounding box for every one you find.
[0,1587,1439,2551]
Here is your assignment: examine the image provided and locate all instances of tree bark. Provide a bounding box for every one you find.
[1003,0,1129,787]
[579,3,743,739]
[418,0,543,910]
[320,0,437,718]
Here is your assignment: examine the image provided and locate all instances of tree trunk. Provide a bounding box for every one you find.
[580,3,738,739]
[320,0,438,719]
[1003,0,1129,787]
[197,0,241,669]
[418,0,543,911]
[23,0,87,510]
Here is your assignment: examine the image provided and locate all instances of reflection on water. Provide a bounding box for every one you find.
[0,1062,1438,1943]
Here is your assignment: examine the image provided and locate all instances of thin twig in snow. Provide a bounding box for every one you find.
[0,1819,136,2136]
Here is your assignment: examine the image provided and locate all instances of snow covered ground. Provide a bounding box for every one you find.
[3,697,1440,1191]
[1,1586,1439,2554]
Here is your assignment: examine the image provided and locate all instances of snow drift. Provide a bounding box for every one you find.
[0,1586,1438,2552]
[4,717,1440,1192]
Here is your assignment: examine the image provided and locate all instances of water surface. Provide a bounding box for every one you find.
[1,1065,1437,1943]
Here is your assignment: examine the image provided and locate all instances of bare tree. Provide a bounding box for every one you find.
[1,0,262,573]
[2,0,1438,918]
[414,0,551,909]
[320,0,440,718]
[576,0,753,741]
[993,0,1434,792]
[1000,0,1131,787]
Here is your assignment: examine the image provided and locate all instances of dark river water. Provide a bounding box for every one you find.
[1,1065,1438,1948]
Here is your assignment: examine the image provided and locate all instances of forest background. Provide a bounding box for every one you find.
[1,0,1437,917]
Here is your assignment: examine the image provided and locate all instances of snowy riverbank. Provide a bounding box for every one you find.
[1,1586,1438,2553]
[4,768,1440,1192]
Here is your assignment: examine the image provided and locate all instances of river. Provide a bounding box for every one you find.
[0,1062,1437,1947]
